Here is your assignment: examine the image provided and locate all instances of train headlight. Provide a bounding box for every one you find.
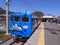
[23,25,28,29]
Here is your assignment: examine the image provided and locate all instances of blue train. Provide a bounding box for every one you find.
[9,12,34,38]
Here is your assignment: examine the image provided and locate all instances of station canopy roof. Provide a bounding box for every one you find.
[41,15,57,19]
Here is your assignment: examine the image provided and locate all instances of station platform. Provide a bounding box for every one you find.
[24,22,60,45]
[24,22,44,45]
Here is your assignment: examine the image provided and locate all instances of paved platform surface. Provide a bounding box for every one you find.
[24,23,42,45]
[44,22,60,45]
[24,22,60,45]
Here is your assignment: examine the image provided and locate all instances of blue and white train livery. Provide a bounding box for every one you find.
[9,12,33,38]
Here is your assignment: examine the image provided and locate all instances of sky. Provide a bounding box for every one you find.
[0,0,60,16]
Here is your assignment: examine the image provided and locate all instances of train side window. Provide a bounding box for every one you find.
[22,17,29,22]
[14,16,20,22]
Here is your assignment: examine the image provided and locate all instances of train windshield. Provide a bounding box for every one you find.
[14,16,20,22]
[22,17,29,22]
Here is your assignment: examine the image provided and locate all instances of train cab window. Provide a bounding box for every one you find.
[22,17,29,22]
[14,16,20,22]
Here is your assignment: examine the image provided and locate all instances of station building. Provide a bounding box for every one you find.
[41,14,58,23]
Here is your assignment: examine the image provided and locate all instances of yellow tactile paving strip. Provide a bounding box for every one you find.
[38,22,45,45]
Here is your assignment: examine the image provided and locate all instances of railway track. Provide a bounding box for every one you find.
[11,42,24,45]
[0,36,25,45]
[10,39,25,45]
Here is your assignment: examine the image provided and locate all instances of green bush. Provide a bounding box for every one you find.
[0,31,5,34]
[0,32,10,41]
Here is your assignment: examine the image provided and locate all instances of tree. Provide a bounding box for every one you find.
[0,7,13,15]
[32,11,44,19]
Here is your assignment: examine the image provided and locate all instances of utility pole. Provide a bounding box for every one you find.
[6,0,10,34]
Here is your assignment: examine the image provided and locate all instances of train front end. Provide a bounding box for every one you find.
[9,12,33,38]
